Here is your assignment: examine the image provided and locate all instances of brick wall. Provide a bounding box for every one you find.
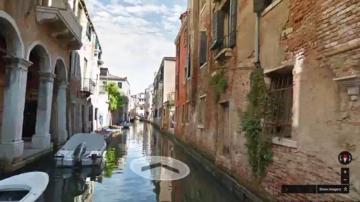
[174,0,360,201]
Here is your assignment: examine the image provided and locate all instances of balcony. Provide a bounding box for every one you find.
[36,0,82,49]
[81,78,96,97]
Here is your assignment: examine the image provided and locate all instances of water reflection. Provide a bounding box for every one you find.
[49,167,101,202]
[3,122,242,202]
[104,133,127,177]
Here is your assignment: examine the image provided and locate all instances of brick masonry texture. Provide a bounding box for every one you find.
[174,0,360,201]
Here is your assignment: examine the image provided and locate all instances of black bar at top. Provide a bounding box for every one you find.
[281,185,317,193]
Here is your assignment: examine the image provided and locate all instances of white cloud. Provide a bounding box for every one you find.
[87,0,186,94]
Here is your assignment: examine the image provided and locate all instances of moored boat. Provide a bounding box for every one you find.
[54,133,107,167]
[0,172,49,202]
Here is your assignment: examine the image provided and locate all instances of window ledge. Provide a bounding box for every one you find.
[215,48,233,61]
[261,0,284,17]
[272,137,297,148]
[197,125,205,129]
[200,62,208,69]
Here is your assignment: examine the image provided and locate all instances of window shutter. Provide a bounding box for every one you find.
[211,10,224,50]
[199,31,207,66]
[186,41,191,78]
[229,0,237,48]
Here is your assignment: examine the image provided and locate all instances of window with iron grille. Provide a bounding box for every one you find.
[265,71,293,138]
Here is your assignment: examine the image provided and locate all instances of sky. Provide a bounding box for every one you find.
[87,0,187,94]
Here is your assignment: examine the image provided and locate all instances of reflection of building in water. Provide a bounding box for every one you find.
[49,167,101,202]
[74,180,95,202]
[158,181,173,202]
[142,123,152,155]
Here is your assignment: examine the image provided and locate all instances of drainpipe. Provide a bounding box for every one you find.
[254,12,261,69]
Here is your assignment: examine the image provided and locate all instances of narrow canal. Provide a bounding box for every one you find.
[5,122,244,202]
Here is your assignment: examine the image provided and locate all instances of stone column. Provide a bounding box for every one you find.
[0,57,32,160]
[32,72,55,149]
[56,82,68,144]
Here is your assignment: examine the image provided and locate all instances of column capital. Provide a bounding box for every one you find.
[3,56,32,72]
[38,71,56,82]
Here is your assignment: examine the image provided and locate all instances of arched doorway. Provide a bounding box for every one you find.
[23,46,48,141]
[0,11,29,160]
[50,59,68,145]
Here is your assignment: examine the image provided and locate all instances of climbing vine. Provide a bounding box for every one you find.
[210,71,228,101]
[241,68,273,178]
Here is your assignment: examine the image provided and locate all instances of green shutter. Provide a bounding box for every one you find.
[229,0,237,48]
[211,10,224,50]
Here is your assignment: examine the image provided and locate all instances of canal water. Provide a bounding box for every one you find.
[4,122,243,202]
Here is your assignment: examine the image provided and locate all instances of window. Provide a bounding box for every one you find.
[198,96,206,125]
[265,0,273,8]
[95,108,98,120]
[84,58,88,78]
[264,70,293,138]
[218,102,230,155]
[211,0,237,50]
[86,22,92,41]
[199,31,208,67]
[118,82,122,89]
[186,37,191,79]
[89,105,93,121]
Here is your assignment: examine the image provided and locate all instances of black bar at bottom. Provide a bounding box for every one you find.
[282,185,350,194]
[282,185,317,193]
[317,185,349,194]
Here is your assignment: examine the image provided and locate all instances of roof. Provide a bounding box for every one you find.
[100,74,128,81]
[163,57,176,61]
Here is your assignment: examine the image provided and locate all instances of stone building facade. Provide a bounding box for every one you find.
[174,11,189,137]
[68,0,103,134]
[99,67,130,127]
[0,0,81,162]
[174,0,360,200]
[0,0,103,170]
[152,57,176,130]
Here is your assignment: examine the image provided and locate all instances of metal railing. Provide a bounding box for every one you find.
[264,74,293,138]
[81,78,96,94]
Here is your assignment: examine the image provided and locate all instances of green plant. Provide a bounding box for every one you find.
[210,71,228,101]
[242,68,273,178]
[105,82,126,111]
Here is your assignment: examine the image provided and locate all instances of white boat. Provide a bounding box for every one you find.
[54,133,107,167]
[0,172,49,202]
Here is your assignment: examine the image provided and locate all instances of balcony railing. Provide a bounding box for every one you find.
[81,78,96,97]
[36,0,82,49]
